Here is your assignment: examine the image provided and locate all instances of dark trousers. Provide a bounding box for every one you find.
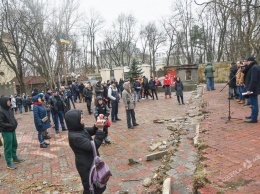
[24,105,28,112]
[18,104,22,114]
[53,111,66,131]
[73,92,77,102]
[126,109,137,128]
[85,98,92,114]
[144,88,152,98]
[249,95,259,121]
[2,132,18,165]
[111,100,119,121]
[38,130,45,144]
[151,89,158,100]
[47,109,51,124]
[177,95,184,104]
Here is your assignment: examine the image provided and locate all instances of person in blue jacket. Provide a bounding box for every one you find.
[32,94,51,148]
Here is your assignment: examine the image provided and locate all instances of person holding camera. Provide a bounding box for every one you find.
[122,82,139,129]
[94,96,110,144]
[65,109,106,194]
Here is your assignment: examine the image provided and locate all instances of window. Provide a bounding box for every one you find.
[186,70,192,80]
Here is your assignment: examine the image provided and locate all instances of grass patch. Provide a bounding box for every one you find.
[193,163,210,192]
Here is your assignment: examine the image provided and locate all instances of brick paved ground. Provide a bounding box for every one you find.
[198,83,260,194]
[0,91,192,194]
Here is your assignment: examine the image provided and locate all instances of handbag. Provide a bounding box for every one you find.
[106,118,111,127]
[41,116,48,123]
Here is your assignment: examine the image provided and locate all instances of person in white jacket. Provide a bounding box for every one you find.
[107,80,121,122]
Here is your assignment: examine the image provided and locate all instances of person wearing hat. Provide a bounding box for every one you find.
[243,56,260,123]
[108,80,121,122]
[48,90,67,133]
[83,84,93,115]
[95,80,104,99]
[204,62,215,91]
[94,96,110,143]
[32,94,51,148]
[0,96,25,169]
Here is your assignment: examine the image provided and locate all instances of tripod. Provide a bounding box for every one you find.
[220,71,242,121]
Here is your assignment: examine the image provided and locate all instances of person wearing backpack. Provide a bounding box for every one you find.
[65,109,107,194]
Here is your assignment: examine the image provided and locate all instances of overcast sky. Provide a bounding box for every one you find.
[79,0,173,25]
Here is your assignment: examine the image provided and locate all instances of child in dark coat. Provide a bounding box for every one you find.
[65,109,106,194]
[94,96,110,143]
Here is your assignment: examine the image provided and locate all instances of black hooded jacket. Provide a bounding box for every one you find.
[0,97,18,132]
[65,110,106,193]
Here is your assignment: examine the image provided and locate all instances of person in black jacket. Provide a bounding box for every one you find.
[78,82,85,103]
[243,56,260,123]
[174,76,184,105]
[65,109,106,194]
[94,96,110,143]
[16,94,23,114]
[22,95,28,112]
[48,90,67,134]
[0,97,25,169]
[133,79,141,102]
[149,77,158,100]
[83,84,93,115]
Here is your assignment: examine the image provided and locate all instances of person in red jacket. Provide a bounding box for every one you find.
[163,74,172,99]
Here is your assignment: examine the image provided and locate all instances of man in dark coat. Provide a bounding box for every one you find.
[65,109,106,194]
[0,97,25,169]
[48,90,67,133]
[243,56,260,123]
[83,84,93,115]
[78,82,85,103]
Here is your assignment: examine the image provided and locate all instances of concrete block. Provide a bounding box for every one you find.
[149,142,162,151]
[162,178,171,194]
[146,151,168,161]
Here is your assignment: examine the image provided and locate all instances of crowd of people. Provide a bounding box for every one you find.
[204,57,260,123]
[0,74,187,194]
[228,57,260,123]
[1,61,258,193]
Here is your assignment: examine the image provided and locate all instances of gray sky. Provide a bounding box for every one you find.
[79,0,173,25]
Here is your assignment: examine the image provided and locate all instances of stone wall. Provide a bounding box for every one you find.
[198,62,231,83]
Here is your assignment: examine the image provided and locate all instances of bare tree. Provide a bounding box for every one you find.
[161,17,178,66]
[0,0,30,93]
[83,9,105,72]
[141,22,166,75]
[102,13,138,68]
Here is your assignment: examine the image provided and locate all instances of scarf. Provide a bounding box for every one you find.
[32,102,42,106]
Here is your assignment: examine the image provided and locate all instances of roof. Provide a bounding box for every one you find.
[10,76,46,86]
